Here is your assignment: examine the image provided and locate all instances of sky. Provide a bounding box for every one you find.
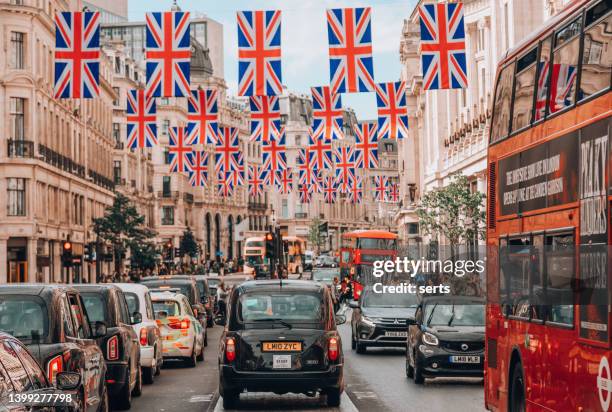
[128,0,418,121]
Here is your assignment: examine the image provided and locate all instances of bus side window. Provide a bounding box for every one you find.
[579,4,611,101]
[490,62,515,143]
[549,17,581,114]
[544,232,575,325]
[534,37,553,121]
[512,47,538,132]
[505,237,532,319]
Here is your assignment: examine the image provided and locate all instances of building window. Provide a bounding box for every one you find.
[162,176,171,196]
[114,56,121,73]
[113,161,122,185]
[112,87,120,106]
[163,148,171,165]
[7,178,26,216]
[407,223,419,235]
[295,135,302,146]
[162,119,170,135]
[282,199,288,219]
[10,32,25,69]
[9,97,25,140]
[112,123,121,144]
[161,207,174,225]
[579,12,611,101]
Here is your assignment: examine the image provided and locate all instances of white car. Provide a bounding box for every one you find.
[115,283,164,384]
[151,291,205,367]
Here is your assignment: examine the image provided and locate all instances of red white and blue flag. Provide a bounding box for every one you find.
[387,182,400,203]
[237,10,282,96]
[145,11,191,98]
[334,146,355,193]
[374,176,388,202]
[186,150,209,187]
[262,130,287,172]
[354,122,379,169]
[298,149,321,192]
[248,165,267,197]
[418,3,467,90]
[168,127,192,173]
[349,176,363,204]
[249,95,281,143]
[311,86,344,141]
[275,168,293,194]
[376,81,409,139]
[229,153,245,187]
[298,184,313,203]
[536,62,577,118]
[327,7,375,93]
[126,89,157,149]
[217,172,235,197]
[323,176,338,204]
[54,11,101,99]
[187,89,219,145]
[215,127,241,174]
[308,128,333,170]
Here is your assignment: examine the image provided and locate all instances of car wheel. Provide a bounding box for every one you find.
[132,364,142,397]
[142,365,154,385]
[196,344,205,362]
[114,368,132,410]
[326,388,341,407]
[509,362,526,412]
[222,391,239,409]
[413,353,424,384]
[185,344,197,367]
[97,389,109,412]
[155,355,162,376]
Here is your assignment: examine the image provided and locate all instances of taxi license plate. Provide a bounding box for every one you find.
[385,331,408,337]
[449,356,480,363]
[262,342,302,352]
[273,355,291,369]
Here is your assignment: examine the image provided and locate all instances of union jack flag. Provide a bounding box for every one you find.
[323,176,338,204]
[262,130,287,172]
[334,146,355,193]
[535,62,577,119]
[275,168,293,194]
[54,11,101,99]
[145,12,191,98]
[217,172,235,197]
[311,87,344,141]
[126,89,157,149]
[327,7,375,93]
[418,3,467,90]
[348,176,363,204]
[186,150,209,187]
[373,176,388,202]
[297,149,317,186]
[228,153,245,187]
[308,128,333,170]
[215,127,241,174]
[249,96,281,143]
[376,81,409,139]
[298,184,313,203]
[237,10,282,96]
[168,127,192,173]
[387,182,400,203]
[248,165,267,197]
[354,122,379,169]
[187,89,219,145]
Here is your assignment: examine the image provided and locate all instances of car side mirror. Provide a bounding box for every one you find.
[55,371,81,391]
[92,321,107,338]
[131,311,142,325]
[348,300,359,309]
[335,314,346,325]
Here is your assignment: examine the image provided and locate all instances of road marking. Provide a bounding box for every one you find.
[351,391,378,400]
[190,394,214,403]
[213,392,358,411]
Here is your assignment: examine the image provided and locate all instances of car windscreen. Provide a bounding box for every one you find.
[425,303,485,327]
[0,296,48,341]
[357,238,396,250]
[152,300,180,317]
[362,291,419,308]
[312,269,338,282]
[237,292,323,325]
[142,282,193,303]
[81,293,108,324]
[124,292,139,314]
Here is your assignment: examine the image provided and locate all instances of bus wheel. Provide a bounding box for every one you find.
[509,362,526,412]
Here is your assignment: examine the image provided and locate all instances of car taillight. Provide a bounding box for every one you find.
[168,318,190,330]
[181,319,190,329]
[140,328,148,346]
[225,337,236,362]
[107,335,119,360]
[328,337,339,362]
[47,355,63,383]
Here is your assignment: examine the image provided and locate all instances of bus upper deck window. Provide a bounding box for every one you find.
[512,48,538,132]
[579,9,611,101]
[549,18,582,114]
[490,62,515,143]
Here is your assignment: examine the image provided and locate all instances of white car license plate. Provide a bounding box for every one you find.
[385,331,408,337]
[449,355,480,363]
[273,355,291,369]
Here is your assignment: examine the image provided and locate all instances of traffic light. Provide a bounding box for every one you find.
[176,247,184,258]
[265,232,274,259]
[84,243,92,262]
[62,241,73,267]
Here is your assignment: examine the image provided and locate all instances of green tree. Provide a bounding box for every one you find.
[130,242,159,271]
[180,227,199,261]
[308,217,325,254]
[415,174,486,256]
[93,193,156,273]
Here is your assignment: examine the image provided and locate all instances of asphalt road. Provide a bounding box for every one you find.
[131,273,485,412]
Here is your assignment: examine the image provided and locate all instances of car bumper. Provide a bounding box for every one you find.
[105,361,129,395]
[161,334,195,358]
[417,348,484,378]
[220,364,343,393]
[356,323,408,348]
[140,345,156,368]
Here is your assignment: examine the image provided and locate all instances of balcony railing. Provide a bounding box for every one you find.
[158,191,179,199]
[295,212,308,219]
[248,201,267,211]
[8,139,34,158]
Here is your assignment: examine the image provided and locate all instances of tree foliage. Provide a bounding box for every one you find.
[308,217,325,254]
[180,227,199,259]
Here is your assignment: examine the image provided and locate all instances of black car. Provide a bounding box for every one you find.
[0,332,83,411]
[311,267,340,287]
[350,288,419,353]
[140,277,208,341]
[406,296,485,384]
[218,280,345,409]
[0,285,108,411]
[172,275,214,328]
[75,285,142,410]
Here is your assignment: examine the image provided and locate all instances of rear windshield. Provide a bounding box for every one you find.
[238,292,323,324]
[312,269,338,282]
[143,282,193,302]
[152,301,180,317]
[425,304,485,327]
[208,279,221,288]
[0,297,48,340]
[124,293,139,314]
[81,294,108,324]
[362,291,419,308]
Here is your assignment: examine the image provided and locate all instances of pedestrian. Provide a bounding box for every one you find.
[332,277,340,312]
[216,281,228,319]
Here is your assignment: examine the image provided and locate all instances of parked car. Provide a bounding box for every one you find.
[0,285,108,412]
[0,331,84,411]
[406,296,485,383]
[350,287,419,353]
[304,251,314,270]
[218,280,345,409]
[75,285,142,410]
[140,276,208,343]
[150,291,204,366]
[315,255,337,268]
[115,283,163,384]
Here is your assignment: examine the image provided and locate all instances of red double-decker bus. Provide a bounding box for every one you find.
[485,1,610,411]
[339,230,398,300]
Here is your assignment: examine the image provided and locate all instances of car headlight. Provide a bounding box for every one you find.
[360,316,377,327]
[422,332,439,346]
